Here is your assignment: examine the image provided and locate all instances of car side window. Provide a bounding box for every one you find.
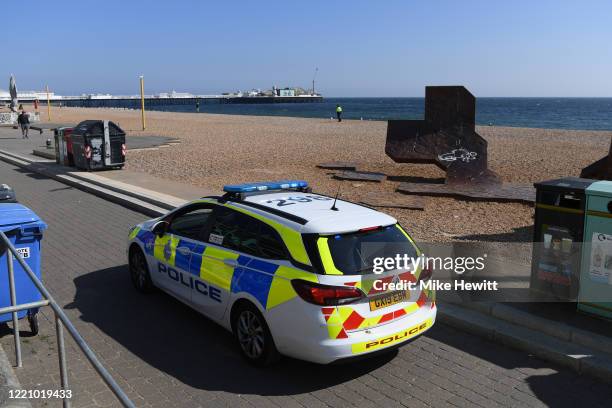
[257,223,287,260]
[168,206,214,240]
[208,208,288,260]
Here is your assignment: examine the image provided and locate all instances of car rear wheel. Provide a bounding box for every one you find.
[129,246,153,293]
[233,303,279,366]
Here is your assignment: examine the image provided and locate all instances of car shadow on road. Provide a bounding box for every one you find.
[67,265,395,395]
[67,265,612,405]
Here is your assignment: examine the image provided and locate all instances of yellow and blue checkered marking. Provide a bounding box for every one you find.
[135,228,317,310]
[175,239,198,271]
[231,256,279,309]
[135,229,155,256]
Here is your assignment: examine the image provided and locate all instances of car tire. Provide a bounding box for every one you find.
[232,302,280,366]
[129,246,154,293]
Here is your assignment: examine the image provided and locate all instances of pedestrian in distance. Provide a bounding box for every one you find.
[336,104,343,122]
[17,110,30,139]
[196,99,200,113]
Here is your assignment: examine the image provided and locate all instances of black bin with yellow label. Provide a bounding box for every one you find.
[531,177,595,301]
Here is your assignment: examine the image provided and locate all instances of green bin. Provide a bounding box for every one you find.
[578,180,612,319]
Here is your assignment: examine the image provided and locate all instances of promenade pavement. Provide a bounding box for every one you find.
[0,124,177,159]
[1,160,612,407]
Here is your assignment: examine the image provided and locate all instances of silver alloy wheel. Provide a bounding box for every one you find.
[237,310,265,359]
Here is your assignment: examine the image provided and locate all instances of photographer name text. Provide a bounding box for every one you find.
[373,279,499,292]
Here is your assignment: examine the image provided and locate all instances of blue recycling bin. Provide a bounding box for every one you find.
[0,203,47,335]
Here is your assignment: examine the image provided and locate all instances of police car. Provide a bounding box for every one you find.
[127,181,436,365]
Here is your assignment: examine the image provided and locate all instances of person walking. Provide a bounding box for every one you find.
[17,110,30,139]
[336,104,343,122]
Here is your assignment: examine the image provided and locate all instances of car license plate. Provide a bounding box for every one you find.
[369,290,407,311]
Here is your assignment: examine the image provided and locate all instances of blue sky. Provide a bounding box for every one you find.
[5,0,612,96]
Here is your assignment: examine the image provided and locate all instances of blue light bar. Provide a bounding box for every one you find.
[223,180,308,193]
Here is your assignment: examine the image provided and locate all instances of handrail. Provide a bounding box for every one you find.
[0,230,135,408]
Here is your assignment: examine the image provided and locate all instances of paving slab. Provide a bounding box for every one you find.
[316,162,357,171]
[397,181,536,203]
[439,302,612,383]
[333,171,386,182]
[0,345,31,408]
[98,169,214,202]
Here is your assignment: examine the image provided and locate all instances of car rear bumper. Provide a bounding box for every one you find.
[277,303,437,364]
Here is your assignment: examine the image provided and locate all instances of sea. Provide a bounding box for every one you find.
[101,97,612,131]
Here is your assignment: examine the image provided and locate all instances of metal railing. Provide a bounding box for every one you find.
[0,230,135,408]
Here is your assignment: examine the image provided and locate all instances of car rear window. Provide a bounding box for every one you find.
[324,224,418,275]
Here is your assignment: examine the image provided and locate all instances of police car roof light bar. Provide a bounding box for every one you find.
[223,180,309,193]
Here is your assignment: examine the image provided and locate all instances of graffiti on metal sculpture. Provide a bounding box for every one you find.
[438,149,478,163]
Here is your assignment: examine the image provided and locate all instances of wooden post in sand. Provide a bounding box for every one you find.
[139,76,146,130]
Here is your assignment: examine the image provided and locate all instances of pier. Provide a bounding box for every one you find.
[1,94,323,108]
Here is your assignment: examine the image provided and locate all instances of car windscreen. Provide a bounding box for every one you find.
[324,224,418,275]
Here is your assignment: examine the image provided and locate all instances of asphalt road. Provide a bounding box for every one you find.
[1,160,612,408]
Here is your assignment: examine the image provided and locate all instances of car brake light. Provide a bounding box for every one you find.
[291,279,365,306]
[359,226,381,232]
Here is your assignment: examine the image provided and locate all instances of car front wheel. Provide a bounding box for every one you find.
[129,246,153,293]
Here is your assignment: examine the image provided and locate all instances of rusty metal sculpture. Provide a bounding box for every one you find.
[386,86,534,203]
[386,86,499,184]
[581,138,612,180]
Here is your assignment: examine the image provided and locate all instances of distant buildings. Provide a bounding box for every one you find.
[277,88,295,97]
[0,89,57,101]
[0,86,321,103]
[155,91,194,99]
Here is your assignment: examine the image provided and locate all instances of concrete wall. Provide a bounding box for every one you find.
[0,112,40,125]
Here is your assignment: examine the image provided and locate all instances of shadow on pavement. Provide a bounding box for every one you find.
[427,321,612,407]
[67,266,612,404]
[67,265,395,395]
[0,323,37,339]
[13,167,51,181]
[386,175,446,184]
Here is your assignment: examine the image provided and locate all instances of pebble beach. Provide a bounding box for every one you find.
[39,106,612,242]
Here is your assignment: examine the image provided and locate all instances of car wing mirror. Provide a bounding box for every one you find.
[152,220,169,237]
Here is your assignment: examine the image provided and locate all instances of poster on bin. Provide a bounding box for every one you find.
[589,232,612,285]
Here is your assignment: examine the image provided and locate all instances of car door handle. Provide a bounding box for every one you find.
[223,259,238,267]
[176,247,191,256]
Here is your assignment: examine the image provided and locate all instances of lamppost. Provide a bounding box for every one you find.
[139,76,146,130]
